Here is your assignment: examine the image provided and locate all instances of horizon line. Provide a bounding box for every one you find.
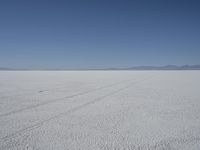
[1,64,200,71]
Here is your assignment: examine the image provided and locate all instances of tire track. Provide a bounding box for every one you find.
[0,78,135,118]
[1,77,151,141]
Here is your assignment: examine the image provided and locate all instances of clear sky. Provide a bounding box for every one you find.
[0,0,200,69]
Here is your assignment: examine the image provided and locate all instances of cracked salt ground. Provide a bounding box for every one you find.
[0,71,200,150]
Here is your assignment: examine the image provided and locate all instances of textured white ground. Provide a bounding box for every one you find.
[0,71,200,150]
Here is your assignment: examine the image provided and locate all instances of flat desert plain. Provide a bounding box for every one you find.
[0,71,200,150]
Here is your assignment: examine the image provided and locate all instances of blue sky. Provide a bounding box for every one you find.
[0,0,200,69]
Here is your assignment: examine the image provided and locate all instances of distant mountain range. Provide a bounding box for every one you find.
[110,65,200,70]
[0,65,200,70]
[0,67,15,70]
[100,65,200,70]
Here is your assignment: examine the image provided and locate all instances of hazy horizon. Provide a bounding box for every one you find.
[1,64,200,70]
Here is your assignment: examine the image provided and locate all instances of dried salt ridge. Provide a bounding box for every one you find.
[0,71,200,150]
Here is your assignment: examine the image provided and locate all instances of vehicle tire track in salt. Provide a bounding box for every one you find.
[1,77,151,141]
[0,78,135,118]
